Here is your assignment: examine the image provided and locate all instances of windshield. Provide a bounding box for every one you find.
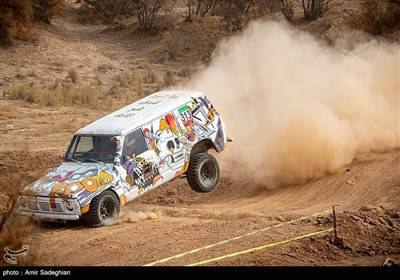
[65,135,117,163]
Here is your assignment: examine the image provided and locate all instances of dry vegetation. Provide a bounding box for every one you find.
[0,0,62,45]
[1,0,399,109]
[349,0,400,36]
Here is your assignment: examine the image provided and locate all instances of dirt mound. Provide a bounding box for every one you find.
[292,206,400,265]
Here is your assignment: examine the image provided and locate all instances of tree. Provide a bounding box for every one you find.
[135,0,170,31]
[185,0,218,22]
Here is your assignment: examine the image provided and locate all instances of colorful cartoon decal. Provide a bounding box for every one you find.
[143,128,161,155]
[122,156,161,194]
[23,165,114,210]
[190,96,225,152]
[139,96,225,182]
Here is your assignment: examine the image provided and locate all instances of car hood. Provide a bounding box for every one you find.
[21,162,115,204]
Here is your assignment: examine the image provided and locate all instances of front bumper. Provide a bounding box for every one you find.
[18,211,80,221]
[17,196,82,221]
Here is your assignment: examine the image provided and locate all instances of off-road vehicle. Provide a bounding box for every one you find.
[18,90,232,227]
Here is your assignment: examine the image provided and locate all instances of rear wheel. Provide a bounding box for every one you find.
[83,190,120,227]
[187,153,220,192]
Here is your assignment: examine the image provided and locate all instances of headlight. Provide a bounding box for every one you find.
[19,197,27,207]
[65,200,73,211]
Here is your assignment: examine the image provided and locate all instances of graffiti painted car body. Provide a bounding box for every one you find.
[18,91,231,227]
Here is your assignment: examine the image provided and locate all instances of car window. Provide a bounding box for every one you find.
[65,135,117,163]
[123,129,148,158]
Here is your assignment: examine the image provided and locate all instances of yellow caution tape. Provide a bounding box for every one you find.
[143,209,332,266]
[186,227,334,266]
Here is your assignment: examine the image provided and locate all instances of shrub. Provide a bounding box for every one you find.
[0,0,62,45]
[349,0,400,36]
[163,69,175,87]
[32,0,62,24]
[281,0,294,21]
[143,68,157,84]
[0,0,33,45]
[185,0,218,22]
[135,0,176,32]
[301,0,336,21]
[166,33,180,61]
[217,0,255,31]
[67,69,79,84]
[81,0,135,24]
[81,0,175,31]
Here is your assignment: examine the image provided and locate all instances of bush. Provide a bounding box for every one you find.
[0,0,62,45]
[136,0,176,31]
[0,0,33,45]
[81,0,135,24]
[301,0,336,21]
[281,0,293,21]
[163,69,175,87]
[81,0,175,31]
[166,33,180,61]
[350,0,400,36]
[32,0,62,24]
[185,0,218,22]
[217,0,255,31]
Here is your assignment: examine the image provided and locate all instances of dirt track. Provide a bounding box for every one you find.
[0,149,398,266]
[0,0,399,267]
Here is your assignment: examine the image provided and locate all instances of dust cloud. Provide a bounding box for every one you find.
[185,21,399,188]
[113,208,160,225]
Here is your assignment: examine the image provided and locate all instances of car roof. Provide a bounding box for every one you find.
[76,90,204,136]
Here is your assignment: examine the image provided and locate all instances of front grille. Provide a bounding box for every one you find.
[27,200,39,210]
[39,202,50,211]
[38,201,64,212]
[52,203,63,212]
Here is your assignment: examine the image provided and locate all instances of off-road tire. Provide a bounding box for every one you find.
[187,153,220,193]
[83,190,120,227]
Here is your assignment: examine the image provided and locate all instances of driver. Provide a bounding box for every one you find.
[123,135,138,160]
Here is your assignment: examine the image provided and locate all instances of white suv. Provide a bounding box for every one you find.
[18,91,232,227]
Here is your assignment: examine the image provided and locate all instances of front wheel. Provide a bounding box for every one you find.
[187,153,220,193]
[83,190,120,227]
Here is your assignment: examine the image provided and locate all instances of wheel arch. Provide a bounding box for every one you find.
[189,139,216,159]
[105,186,121,205]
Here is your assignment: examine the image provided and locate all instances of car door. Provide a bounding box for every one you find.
[119,128,162,198]
[142,113,187,182]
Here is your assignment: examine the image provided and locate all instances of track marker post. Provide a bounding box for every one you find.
[332,205,339,244]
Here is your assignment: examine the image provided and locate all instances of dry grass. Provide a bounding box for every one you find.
[117,71,139,88]
[163,69,176,87]
[97,63,114,72]
[4,82,99,107]
[143,68,158,84]
[166,33,181,61]
[67,69,79,84]
[0,103,19,115]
